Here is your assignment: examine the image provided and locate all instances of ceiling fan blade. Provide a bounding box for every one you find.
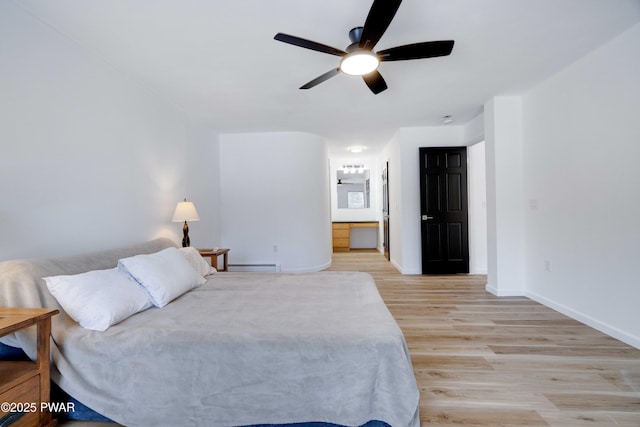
[362,71,388,94]
[359,0,402,50]
[274,33,346,57]
[378,40,455,61]
[300,68,341,89]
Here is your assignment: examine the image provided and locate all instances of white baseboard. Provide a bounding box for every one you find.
[232,259,332,273]
[228,264,280,272]
[286,259,331,273]
[390,259,403,274]
[526,290,640,350]
[485,284,525,297]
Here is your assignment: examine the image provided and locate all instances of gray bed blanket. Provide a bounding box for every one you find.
[0,239,419,427]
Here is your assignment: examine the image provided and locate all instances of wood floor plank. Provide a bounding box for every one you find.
[535,410,621,427]
[489,344,640,358]
[327,250,640,426]
[545,392,640,411]
[420,407,550,426]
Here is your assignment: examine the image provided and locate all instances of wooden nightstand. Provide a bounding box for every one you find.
[198,248,229,272]
[0,308,59,427]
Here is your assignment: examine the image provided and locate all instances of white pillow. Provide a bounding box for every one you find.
[44,268,153,332]
[178,247,216,276]
[118,247,206,308]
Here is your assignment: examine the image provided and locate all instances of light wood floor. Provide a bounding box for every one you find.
[327,250,640,426]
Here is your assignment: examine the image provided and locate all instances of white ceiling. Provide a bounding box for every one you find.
[14,0,640,154]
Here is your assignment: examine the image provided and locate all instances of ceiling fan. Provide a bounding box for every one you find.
[274,0,454,94]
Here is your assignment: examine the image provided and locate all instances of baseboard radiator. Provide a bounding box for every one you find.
[228,263,281,272]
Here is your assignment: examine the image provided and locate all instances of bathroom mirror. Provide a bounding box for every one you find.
[337,168,370,209]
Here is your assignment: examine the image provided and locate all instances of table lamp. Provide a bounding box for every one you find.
[172,198,200,247]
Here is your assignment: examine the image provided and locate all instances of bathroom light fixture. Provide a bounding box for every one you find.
[172,198,200,247]
[342,164,366,174]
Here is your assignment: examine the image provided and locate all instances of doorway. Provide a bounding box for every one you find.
[419,147,469,274]
[382,162,390,261]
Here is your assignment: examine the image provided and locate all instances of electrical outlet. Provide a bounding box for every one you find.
[544,260,552,272]
[273,245,278,253]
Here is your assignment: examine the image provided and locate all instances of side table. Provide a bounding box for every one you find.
[198,248,230,272]
[0,308,59,427]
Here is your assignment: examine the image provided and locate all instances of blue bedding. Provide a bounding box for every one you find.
[1,342,390,427]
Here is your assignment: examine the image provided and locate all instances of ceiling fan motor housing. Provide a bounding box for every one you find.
[348,27,365,45]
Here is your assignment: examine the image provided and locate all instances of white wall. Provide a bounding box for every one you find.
[183,127,222,249]
[522,22,640,347]
[484,97,526,296]
[0,2,216,260]
[468,141,488,274]
[219,132,331,272]
[464,113,485,145]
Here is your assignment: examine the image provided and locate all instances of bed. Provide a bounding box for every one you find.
[0,238,419,427]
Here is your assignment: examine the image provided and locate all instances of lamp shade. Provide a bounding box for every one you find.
[172,200,200,222]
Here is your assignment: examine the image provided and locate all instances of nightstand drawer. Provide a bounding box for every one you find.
[0,375,40,427]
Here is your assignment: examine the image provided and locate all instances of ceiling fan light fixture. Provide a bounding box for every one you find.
[340,51,379,76]
[274,1,455,94]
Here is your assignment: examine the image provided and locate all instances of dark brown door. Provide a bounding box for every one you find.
[382,162,390,261]
[419,147,469,274]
